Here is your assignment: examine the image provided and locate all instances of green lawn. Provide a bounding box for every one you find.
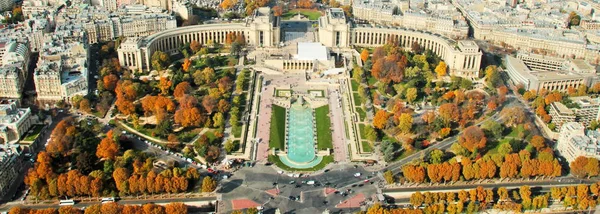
[315,105,333,150]
[353,93,361,107]
[23,125,45,141]
[232,123,242,138]
[351,80,359,92]
[367,76,377,86]
[356,108,366,121]
[359,124,366,140]
[281,9,323,20]
[268,155,333,171]
[361,141,372,153]
[204,130,218,143]
[269,105,286,150]
[487,138,512,155]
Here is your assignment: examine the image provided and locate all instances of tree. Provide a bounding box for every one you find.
[113,168,130,193]
[568,11,581,27]
[190,40,201,53]
[202,96,218,114]
[79,99,92,113]
[97,130,120,160]
[429,149,445,164]
[373,110,389,129]
[182,58,192,72]
[151,51,170,71]
[272,5,283,16]
[585,158,600,178]
[571,156,589,178]
[174,107,204,128]
[435,61,447,78]
[405,87,417,104]
[360,49,369,62]
[173,82,192,98]
[530,135,546,151]
[165,202,187,214]
[459,126,487,153]
[103,74,119,92]
[220,0,237,9]
[159,77,172,95]
[202,176,217,192]
[438,103,459,126]
[398,113,413,133]
[383,170,394,184]
[484,65,502,88]
[501,107,526,127]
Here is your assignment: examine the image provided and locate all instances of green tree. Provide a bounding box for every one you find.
[151,51,171,71]
[429,149,445,164]
[484,65,502,88]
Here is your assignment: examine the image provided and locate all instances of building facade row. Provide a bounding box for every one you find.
[557,122,600,163]
[505,54,598,93]
[119,7,482,79]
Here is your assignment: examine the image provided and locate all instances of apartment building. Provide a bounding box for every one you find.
[0,145,21,199]
[34,27,89,103]
[557,122,600,163]
[0,100,34,144]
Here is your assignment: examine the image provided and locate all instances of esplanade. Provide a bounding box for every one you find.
[118,7,482,78]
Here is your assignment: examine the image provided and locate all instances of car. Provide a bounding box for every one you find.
[351,184,357,187]
[288,196,295,200]
[295,184,301,188]
[358,184,364,187]
[272,182,277,186]
[364,179,370,183]
[323,201,328,205]
[354,173,361,177]
[289,180,295,184]
[334,191,340,194]
[341,193,348,197]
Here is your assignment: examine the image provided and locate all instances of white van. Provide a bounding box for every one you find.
[59,200,75,206]
[101,198,115,203]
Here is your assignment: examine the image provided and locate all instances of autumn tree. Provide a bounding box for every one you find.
[174,82,192,98]
[96,130,120,160]
[220,0,237,9]
[435,61,447,78]
[115,80,137,115]
[383,170,395,184]
[501,106,526,127]
[398,113,413,133]
[202,176,217,192]
[103,74,119,92]
[182,58,192,72]
[158,77,172,95]
[165,202,187,214]
[360,49,369,62]
[458,126,487,153]
[272,5,283,16]
[189,41,202,54]
[405,87,417,104]
[373,110,390,129]
[571,156,590,178]
[79,99,92,113]
[438,103,460,126]
[530,135,546,151]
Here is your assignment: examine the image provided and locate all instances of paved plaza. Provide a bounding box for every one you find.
[219,164,379,213]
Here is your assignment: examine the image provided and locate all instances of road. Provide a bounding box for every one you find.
[383,176,592,194]
[0,196,217,212]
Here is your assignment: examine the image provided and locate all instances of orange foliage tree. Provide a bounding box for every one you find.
[115,80,137,115]
[458,126,487,153]
[173,82,192,98]
[182,58,192,72]
[360,49,369,62]
[373,110,390,129]
[272,5,283,16]
[159,77,172,95]
[96,130,120,160]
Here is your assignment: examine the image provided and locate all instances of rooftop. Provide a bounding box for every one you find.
[295,42,328,61]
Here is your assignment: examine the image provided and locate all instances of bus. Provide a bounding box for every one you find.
[59,200,75,206]
[101,198,115,203]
